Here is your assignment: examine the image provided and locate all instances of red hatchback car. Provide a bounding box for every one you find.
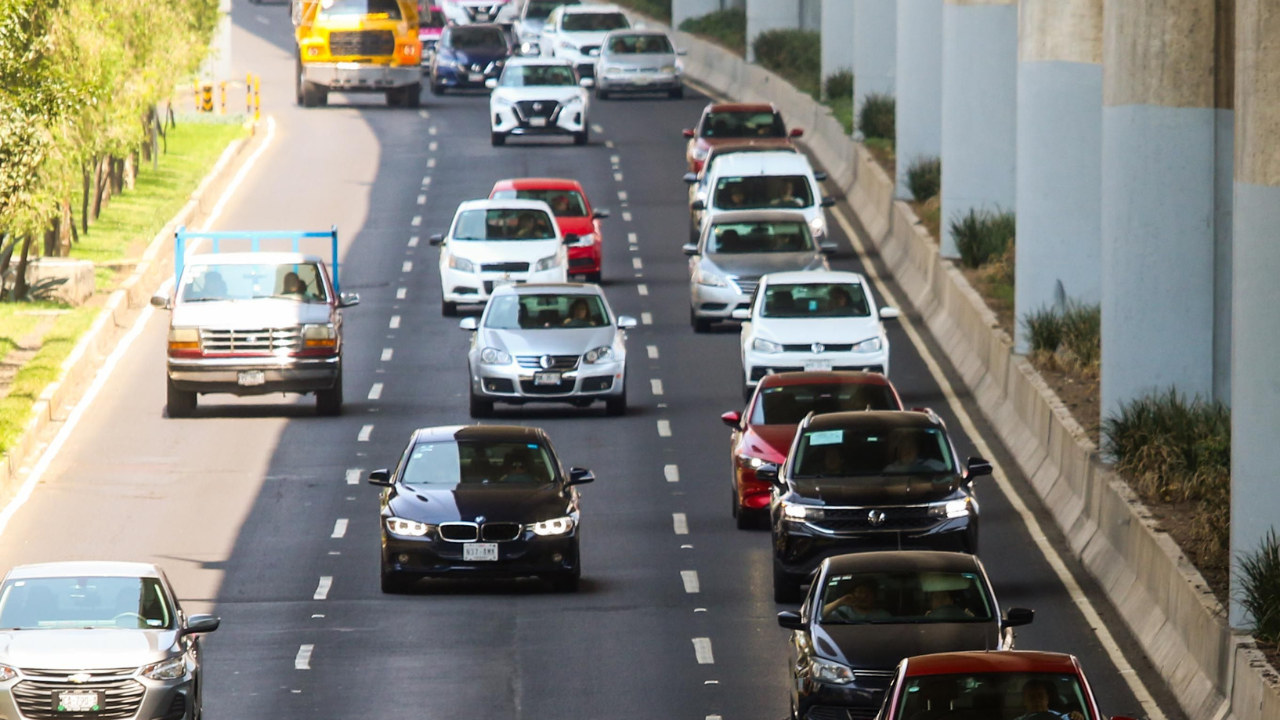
[721,371,902,529]
[878,651,1138,720]
[683,102,803,173]
[490,178,609,283]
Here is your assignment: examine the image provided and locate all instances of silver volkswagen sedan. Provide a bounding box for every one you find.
[461,283,636,417]
[593,30,685,99]
[0,561,219,720]
[684,210,835,332]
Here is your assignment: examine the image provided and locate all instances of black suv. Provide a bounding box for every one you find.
[760,411,991,602]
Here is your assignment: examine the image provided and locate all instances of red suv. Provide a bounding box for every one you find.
[490,178,608,283]
[879,651,1138,720]
[720,371,902,529]
[683,102,802,173]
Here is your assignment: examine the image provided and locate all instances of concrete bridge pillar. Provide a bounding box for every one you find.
[853,0,897,123]
[746,0,801,62]
[939,0,1017,257]
[894,0,943,197]
[821,0,855,99]
[1012,0,1103,354]
[1099,0,1233,419]
[673,0,723,30]
[1231,0,1280,629]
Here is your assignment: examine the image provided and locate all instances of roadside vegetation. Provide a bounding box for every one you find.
[1239,531,1280,647]
[951,209,1015,332]
[858,94,895,171]
[905,157,941,238]
[824,70,854,134]
[680,9,747,57]
[752,29,821,98]
[610,0,671,23]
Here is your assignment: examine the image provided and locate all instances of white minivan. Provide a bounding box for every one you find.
[431,199,571,316]
[690,150,833,244]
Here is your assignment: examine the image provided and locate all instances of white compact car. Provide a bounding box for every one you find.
[514,0,582,54]
[430,199,572,315]
[542,3,631,78]
[488,58,592,146]
[736,271,899,401]
[691,150,833,243]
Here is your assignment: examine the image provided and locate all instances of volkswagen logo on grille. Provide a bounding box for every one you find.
[812,342,825,354]
[867,510,886,527]
[539,355,555,369]
[68,673,92,684]
[533,102,544,112]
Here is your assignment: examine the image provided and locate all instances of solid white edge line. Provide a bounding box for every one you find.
[829,204,1165,720]
[664,464,679,482]
[331,518,348,538]
[313,576,332,600]
[692,637,714,664]
[294,644,314,670]
[672,513,688,535]
[681,570,700,593]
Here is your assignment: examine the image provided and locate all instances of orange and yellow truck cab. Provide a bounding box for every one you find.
[291,0,423,107]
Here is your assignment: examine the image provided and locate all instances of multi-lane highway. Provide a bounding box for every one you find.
[0,4,1186,719]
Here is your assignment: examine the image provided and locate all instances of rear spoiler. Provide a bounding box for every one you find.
[173,226,342,294]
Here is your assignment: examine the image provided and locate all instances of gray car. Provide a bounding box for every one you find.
[683,210,835,333]
[593,30,685,99]
[0,561,219,720]
[461,283,636,417]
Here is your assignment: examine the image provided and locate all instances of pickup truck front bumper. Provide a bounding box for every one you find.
[168,356,340,396]
[303,63,420,91]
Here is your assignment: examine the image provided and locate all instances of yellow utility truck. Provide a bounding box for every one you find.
[291,0,423,107]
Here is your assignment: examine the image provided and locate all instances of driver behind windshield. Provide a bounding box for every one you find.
[822,577,891,622]
[1013,680,1085,720]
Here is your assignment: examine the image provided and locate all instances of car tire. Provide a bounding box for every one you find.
[441,300,458,316]
[595,88,609,100]
[773,563,803,604]
[573,129,588,146]
[669,86,684,99]
[491,131,506,146]
[380,564,410,594]
[385,87,403,107]
[295,55,304,106]
[301,80,326,108]
[404,83,422,108]
[166,380,196,418]
[691,309,712,334]
[585,271,602,284]
[605,378,626,416]
[316,370,343,416]
[430,77,445,95]
[469,391,493,418]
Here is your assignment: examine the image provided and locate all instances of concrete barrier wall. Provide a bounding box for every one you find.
[661,16,1280,720]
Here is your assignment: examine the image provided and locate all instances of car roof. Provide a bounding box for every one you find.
[188,252,323,266]
[6,561,162,580]
[762,269,867,285]
[758,370,896,389]
[707,103,778,114]
[413,425,548,444]
[904,651,1082,677]
[455,198,555,213]
[561,3,623,13]
[492,282,602,296]
[492,178,586,192]
[804,410,943,432]
[823,550,981,575]
[709,209,813,225]
[505,56,574,68]
[710,151,813,177]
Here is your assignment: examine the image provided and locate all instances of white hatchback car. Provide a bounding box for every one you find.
[691,150,833,243]
[487,58,592,146]
[430,199,571,316]
[542,3,630,78]
[736,271,899,401]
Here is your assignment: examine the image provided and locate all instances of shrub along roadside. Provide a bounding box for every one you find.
[1239,531,1280,645]
[610,0,671,23]
[950,209,1015,269]
[679,9,746,57]
[1022,300,1101,374]
[905,157,941,202]
[858,94,895,141]
[752,28,821,98]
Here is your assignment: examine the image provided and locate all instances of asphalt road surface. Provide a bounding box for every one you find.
[0,5,1186,720]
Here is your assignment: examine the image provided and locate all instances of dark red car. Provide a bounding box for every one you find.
[490,178,609,283]
[878,651,1138,720]
[720,371,902,529]
[683,102,803,173]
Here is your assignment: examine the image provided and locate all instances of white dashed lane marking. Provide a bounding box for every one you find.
[402,261,412,273]
[647,345,659,359]
[396,288,407,299]
[418,110,430,119]
[358,425,373,442]
[614,172,624,182]
[332,519,348,538]
[623,211,633,222]
[650,379,663,395]
[427,157,436,168]
[681,570,700,593]
[605,140,615,148]
[368,383,383,400]
[664,464,679,482]
[429,141,438,151]
[638,284,649,296]
[417,194,426,205]
[408,236,419,247]
[672,513,689,535]
[628,232,638,244]
[617,190,628,201]
[429,126,438,135]
[411,216,421,226]
[295,645,314,670]
[633,258,643,269]
[657,420,671,437]
[422,176,431,186]
[345,468,361,485]
[692,638,714,664]
[389,316,401,329]
[381,348,393,361]
[641,312,652,325]
[591,123,604,133]
[314,576,332,600]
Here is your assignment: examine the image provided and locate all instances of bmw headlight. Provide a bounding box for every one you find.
[695,269,727,287]
[809,215,827,238]
[809,658,854,685]
[930,498,970,519]
[530,515,576,536]
[534,255,560,272]
[0,664,16,682]
[386,517,433,537]
[141,656,187,681]
[584,346,614,364]
[851,336,884,353]
[449,255,476,272]
[752,337,783,354]
[480,347,513,365]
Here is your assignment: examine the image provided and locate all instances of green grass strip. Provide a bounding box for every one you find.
[0,307,97,452]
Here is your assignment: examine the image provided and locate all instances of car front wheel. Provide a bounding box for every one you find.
[316,369,343,416]
[773,563,803,604]
[166,379,196,418]
[469,391,493,418]
[605,378,626,416]
[381,563,411,594]
[491,131,507,146]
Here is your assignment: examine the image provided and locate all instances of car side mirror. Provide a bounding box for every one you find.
[814,171,828,182]
[820,197,836,208]
[593,208,610,219]
[429,234,445,246]
[485,78,499,89]
[1002,607,1034,628]
[579,77,595,88]
[587,48,600,57]
[755,463,779,483]
[682,243,698,256]
[879,306,900,320]
[777,610,804,629]
[181,614,220,637]
[790,128,804,138]
[564,233,579,245]
[367,469,393,487]
[567,467,595,486]
[691,199,706,211]
[682,172,699,184]
[459,317,478,331]
[677,48,688,56]
[966,457,993,479]
[150,293,171,309]
[617,315,638,328]
[819,242,838,255]
[731,308,751,321]
[720,410,741,428]
[682,128,695,139]
[520,41,540,55]
[338,292,360,308]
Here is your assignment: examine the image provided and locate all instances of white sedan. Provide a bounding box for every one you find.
[487,58,592,146]
[735,271,899,401]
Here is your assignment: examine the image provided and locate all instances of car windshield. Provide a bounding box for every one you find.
[0,576,174,630]
[448,26,508,49]
[818,571,993,625]
[607,34,673,54]
[501,64,577,86]
[562,11,629,31]
[714,175,813,210]
[319,0,402,19]
[178,262,328,303]
[761,283,870,318]
[897,672,1096,720]
[400,441,557,487]
[492,189,587,216]
[420,8,447,27]
[708,220,813,253]
[794,427,956,478]
[701,110,787,138]
[485,293,609,329]
[454,208,557,240]
[526,0,577,20]
[751,383,899,424]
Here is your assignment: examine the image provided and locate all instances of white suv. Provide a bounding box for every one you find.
[430,199,571,315]
[542,3,630,78]
[691,150,834,244]
[487,58,592,146]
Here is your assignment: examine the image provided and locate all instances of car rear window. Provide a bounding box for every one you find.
[794,427,955,477]
[751,383,899,425]
[818,571,993,624]
[701,110,787,139]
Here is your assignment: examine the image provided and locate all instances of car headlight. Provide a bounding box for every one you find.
[930,498,970,519]
[782,502,822,520]
[302,323,337,349]
[449,255,476,272]
[534,255,560,272]
[809,215,827,238]
[0,664,16,682]
[492,95,515,107]
[661,64,676,74]
[604,65,625,74]
[752,337,783,354]
[571,232,598,247]
[695,269,728,287]
[530,515,575,536]
[479,347,512,365]
[692,145,709,161]
[141,656,187,681]
[167,327,200,352]
[851,336,884,353]
[809,658,854,685]
[584,346,614,364]
[559,40,577,52]
[386,517,433,537]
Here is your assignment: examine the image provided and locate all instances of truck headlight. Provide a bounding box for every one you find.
[851,337,883,353]
[752,338,783,354]
[584,346,613,364]
[449,255,476,273]
[167,327,200,352]
[533,255,560,272]
[302,323,338,349]
[480,347,512,365]
[141,656,187,681]
[386,517,432,537]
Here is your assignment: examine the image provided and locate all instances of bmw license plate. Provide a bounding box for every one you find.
[463,543,498,561]
[237,370,266,386]
[54,690,102,713]
[803,360,833,372]
[529,117,548,128]
[469,72,485,82]
[534,372,561,385]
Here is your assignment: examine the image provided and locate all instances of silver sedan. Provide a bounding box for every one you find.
[594,30,685,99]
[683,210,835,333]
[461,283,636,417]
